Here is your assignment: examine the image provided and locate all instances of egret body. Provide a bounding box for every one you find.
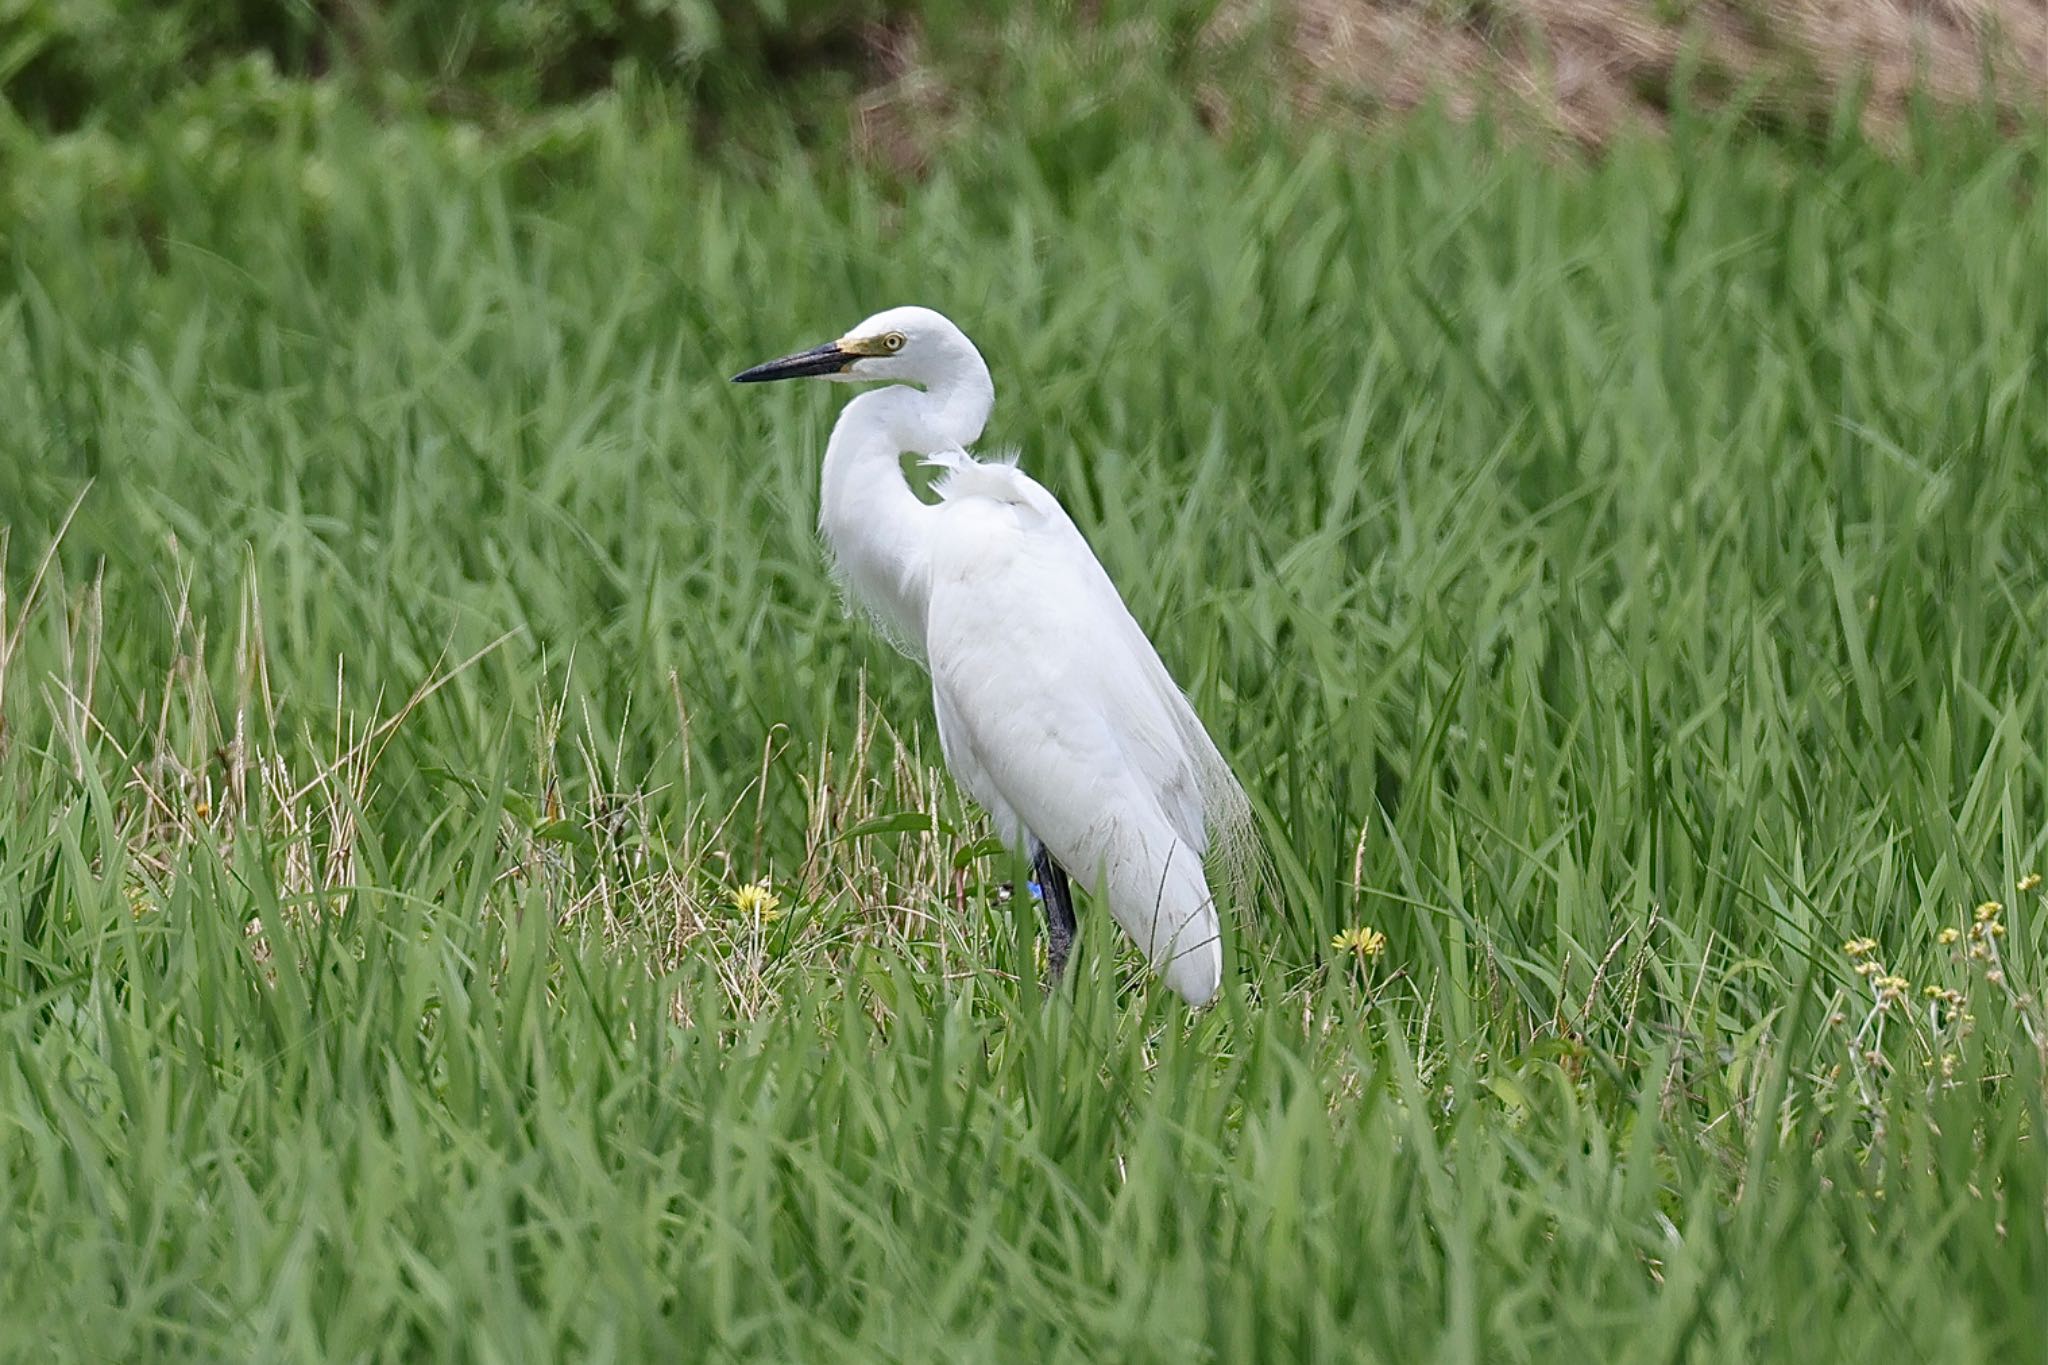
[734,307,1252,1005]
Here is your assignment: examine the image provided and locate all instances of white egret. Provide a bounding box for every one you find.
[734,306,1253,1006]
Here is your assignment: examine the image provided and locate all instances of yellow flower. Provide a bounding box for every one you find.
[1975,900,2003,923]
[1843,937,1878,957]
[1876,974,1909,993]
[2019,873,2042,893]
[1854,960,1883,977]
[1331,926,1387,958]
[1923,985,1944,999]
[1937,927,1960,945]
[732,880,783,921]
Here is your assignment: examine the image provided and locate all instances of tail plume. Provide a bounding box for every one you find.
[1102,824,1223,1007]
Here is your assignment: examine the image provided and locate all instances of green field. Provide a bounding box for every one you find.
[2,75,2046,1361]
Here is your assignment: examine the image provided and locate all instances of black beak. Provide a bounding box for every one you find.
[731,341,851,383]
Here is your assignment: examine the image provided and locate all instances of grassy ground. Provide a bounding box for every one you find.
[2,91,2045,1360]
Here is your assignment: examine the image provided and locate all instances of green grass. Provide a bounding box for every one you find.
[2,91,2046,1360]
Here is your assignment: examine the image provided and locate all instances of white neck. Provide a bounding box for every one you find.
[817,360,994,659]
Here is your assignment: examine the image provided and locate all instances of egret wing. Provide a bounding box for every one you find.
[920,453,1252,1002]
[923,453,1251,857]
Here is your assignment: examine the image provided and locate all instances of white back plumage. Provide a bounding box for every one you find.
[920,450,1256,1003]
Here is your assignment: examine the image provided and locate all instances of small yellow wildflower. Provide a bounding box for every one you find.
[2018,873,2042,893]
[1975,900,2003,923]
[1843,937,1878,957]
[732,880,783,921]
[1854,960,1883,977]
[1923,985,1944,999]
[1331,926,1387,958]
[1937,927,1961,945]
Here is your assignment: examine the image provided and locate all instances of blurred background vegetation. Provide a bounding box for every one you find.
[3,0,914,127]
[5,0,2041,156]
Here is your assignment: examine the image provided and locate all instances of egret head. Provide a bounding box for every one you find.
[731,305,981,387]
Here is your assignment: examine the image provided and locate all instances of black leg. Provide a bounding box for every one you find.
[1030,838,1078,990]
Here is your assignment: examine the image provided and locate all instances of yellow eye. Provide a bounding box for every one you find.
[883,332,906,352]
